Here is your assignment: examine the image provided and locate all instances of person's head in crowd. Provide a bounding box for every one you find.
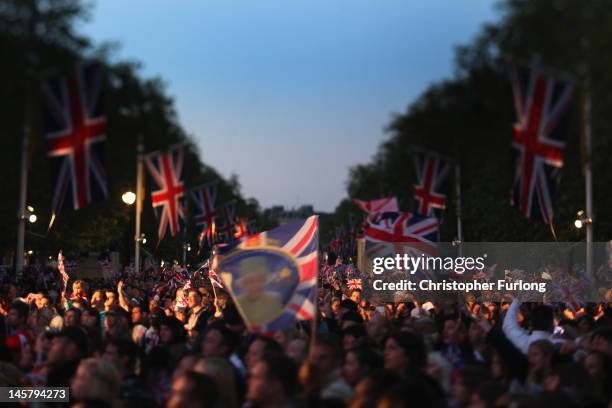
[527,339,554,380]
[330,297,341,316]
[192,357,239,408]
[311,334,343,375]
[70,358,120,405]
[591,327,612,357]
[247,353,297,408]
[201,322,238,358]
[130,304,147,325]
[342,345,381,387]
[7,300,29,330]
[90,290,106,311]
[104,290,117,311]
[167,371,218,408]
[543,362,602,405]
[426,351,453,394]
[35,294,50,310]
[530,304,555,333]
[384,331,427,378]
[159,316,186,345]
[576,314,595,335]
[340,310,363,330]
[71,280,88,298]
[65,307,82,328]
[441,317,463,345]
[246,335,284,369]
[82,307,100,329]
[468,381,506,408]
[452,365,488,408]
[103,338,140,377]
[349,289,361,304]
[187,289,202,310]
[174,353,200,380]
[366,313,390,345]
[272,329,290,349]
[286,336,309,366]
[48,326,89,366]
[342,324,367,350]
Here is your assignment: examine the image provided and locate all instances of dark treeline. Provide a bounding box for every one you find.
[0,0,276,264]
[336,0,612,243]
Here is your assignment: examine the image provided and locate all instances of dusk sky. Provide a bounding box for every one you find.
[81,1,498,212]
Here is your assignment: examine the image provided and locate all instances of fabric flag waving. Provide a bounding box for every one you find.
[145,146,186,240]
[413,151,450,219]
[43,62,108,216]
[353,197,398,215]
[217,201,237,242]
[364,212,439,257]
[192,182,218,247]
[510,66,574,224]
[214,216,319,333]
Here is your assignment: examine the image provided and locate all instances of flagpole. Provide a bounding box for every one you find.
[454,161,463,256]
[583,79,594,282]
[135,135,144,275]
[16,125,30,273]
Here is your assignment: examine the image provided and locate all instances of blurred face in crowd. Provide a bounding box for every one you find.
[82,310,98,328]
[451,375,470,407]
[160,324,174,344]
[367,315,387,342]
[468,321,485,344]
[343,334,358,351]
[331,298,341,316]
[247,361,281,405]
[65,309,81,327]
[91,290,105,310]
[342,350,365,386]
[584,352,605,378]
[286,338,308,365]
[187,291,201,309]
[131,306,143,324]
[7,307,24,328]
[350,290,361,304]
[48,336,78,364]
[105,310,118,330]
[443,319,460,344]
[311,344,337,373]
[528,344,549,372]
[28,309,38,329]
[35,296,49,309]
[246,339,266,369]
[491,352,504,381]
[591,335,612,357]
[202,329,227,358]
[384,338,406,374]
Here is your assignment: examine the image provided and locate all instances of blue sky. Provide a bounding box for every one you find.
[81,0,498,212]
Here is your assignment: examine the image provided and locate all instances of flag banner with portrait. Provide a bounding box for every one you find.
[213,216,318,332]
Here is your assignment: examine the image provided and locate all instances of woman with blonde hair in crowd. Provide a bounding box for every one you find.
[192,356,239,408]
[525,339,555,393]
[70,357,121,406]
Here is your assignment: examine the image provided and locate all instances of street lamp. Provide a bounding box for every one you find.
[122,191,136,205]
[574,210,592,229]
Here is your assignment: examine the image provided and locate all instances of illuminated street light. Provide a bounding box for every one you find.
[28,214,37,224]
[122,191,136,205]
[574,210,592,230]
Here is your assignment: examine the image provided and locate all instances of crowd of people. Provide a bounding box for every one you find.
[0,260,611,408]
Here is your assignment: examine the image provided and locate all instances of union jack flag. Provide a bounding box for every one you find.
[217,201,237,242]
[364,212,439,258]
[145,146,185,240]
[510,67,574,224]
[347,278,362,291]
[192,182,218,248]
[215,216,318,332]
[353,197,398,215]
[42,62,107,214]
[413,151,450,219]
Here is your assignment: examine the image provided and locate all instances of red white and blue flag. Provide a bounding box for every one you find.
[364,212,439,257]
[510,67,574,224]
[353,197,398,215]
[42,62,107,215]
[217,201,237,242]
[413,151,450,219]
[192,182,218,247]
[215,216,318,332]
[145,146,185,240]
